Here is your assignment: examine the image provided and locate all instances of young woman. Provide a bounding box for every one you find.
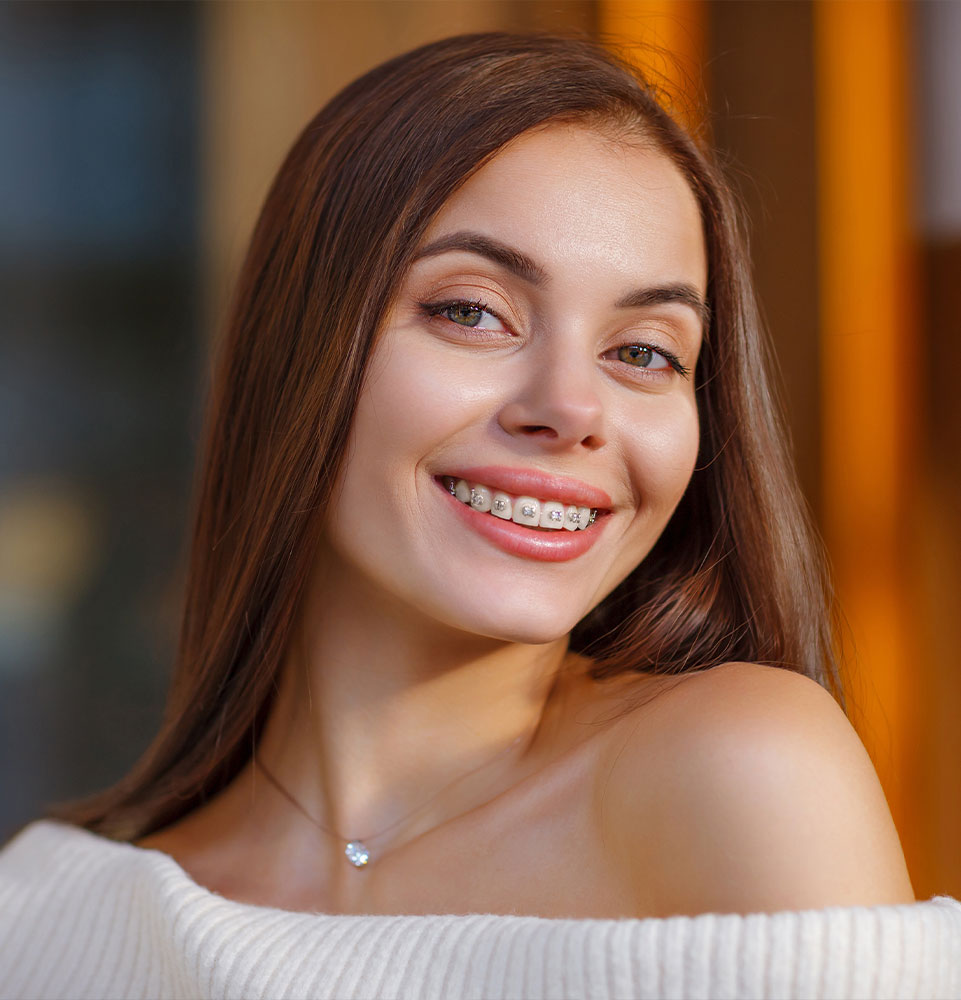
[2,32,958,1000]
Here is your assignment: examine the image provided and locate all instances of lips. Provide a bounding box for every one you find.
[440,465,613,511]
[434,466,612,562]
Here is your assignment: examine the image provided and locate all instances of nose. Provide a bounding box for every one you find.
[497,354,607,452]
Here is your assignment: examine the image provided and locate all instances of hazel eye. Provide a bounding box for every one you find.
[422,299,506,331]
[445,302,487,327]
[616,345,670,370]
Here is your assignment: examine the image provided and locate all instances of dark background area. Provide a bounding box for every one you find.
[0,1,201,828]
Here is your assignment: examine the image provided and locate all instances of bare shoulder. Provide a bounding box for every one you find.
[600,662,916,918]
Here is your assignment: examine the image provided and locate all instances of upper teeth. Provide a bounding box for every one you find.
[444,477,596,531]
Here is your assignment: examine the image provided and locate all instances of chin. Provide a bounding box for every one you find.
[432,598,586,647]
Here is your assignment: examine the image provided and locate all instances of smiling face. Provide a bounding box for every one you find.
[319,123,708,645]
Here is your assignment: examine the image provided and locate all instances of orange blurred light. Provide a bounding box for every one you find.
[814,0,920,852]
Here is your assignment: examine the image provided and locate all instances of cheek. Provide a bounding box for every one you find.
[336,336,508,520]
[323,341,455,572]
[344,344,451,484]
[351,334,510,463]
[621,393,700,510]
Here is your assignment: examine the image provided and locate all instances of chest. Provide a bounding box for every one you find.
[154,677,685,920]
[327,739,654,920]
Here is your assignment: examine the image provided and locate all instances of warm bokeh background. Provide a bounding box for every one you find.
[1,0,958,902]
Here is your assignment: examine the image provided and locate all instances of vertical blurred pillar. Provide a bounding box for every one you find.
[915,0,961,898]
[706,2,821,509]
[814,0,920,870]
[597,1,706,124]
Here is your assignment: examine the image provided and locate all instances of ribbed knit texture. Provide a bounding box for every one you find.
[1,821,959,1000]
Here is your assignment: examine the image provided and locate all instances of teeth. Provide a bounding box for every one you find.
[512,496,540,527]
[469,485,492,512]
[490,492,512,519]
[442,477,598,530]
[539,501,566,530]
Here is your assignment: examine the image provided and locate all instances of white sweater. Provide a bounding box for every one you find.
[1,821,959,1000]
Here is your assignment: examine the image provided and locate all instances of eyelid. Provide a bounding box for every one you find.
[418,296,692,378]
[419,297,514,334]
[606,341,690,379]
[417,273,515,311]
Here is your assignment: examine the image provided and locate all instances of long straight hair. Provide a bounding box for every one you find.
[62,32,842,840]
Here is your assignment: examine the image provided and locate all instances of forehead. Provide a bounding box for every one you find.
[420,123,707,294]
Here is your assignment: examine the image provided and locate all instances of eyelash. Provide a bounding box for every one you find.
[418,298,691,379]
[419,298,504,331]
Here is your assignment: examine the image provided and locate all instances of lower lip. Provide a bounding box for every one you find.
[437,480,609,562]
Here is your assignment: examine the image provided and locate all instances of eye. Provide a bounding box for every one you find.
[609,343,689,377]
[423,299,506,331]
[617,345,669,370]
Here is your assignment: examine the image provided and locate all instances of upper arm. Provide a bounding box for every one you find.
[608,662,916,917]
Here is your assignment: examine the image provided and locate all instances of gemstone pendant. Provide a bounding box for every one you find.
[345,840,370,867]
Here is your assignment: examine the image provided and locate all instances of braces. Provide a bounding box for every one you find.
[445,477,598,527]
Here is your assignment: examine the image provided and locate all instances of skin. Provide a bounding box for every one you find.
[139,124,915,918]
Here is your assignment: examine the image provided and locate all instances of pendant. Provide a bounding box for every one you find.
[345,840,370,867]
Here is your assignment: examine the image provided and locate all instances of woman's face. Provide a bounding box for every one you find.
[321,124,707,644]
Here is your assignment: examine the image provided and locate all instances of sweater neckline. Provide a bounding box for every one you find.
[28,818,957,926]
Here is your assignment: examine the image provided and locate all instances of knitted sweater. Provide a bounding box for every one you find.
[1,821,959,1000]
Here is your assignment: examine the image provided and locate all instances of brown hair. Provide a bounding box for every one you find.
[62,31,842,840]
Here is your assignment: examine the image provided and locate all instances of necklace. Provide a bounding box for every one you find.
[254,729,532,868]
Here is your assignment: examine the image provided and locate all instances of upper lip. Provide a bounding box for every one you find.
[440,465,614,509]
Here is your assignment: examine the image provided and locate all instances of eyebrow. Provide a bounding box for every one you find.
[615,284,711,330]
[412,230,710,330]
[412,231,547,286]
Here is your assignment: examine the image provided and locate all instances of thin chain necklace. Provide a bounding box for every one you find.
[254,729,532,868]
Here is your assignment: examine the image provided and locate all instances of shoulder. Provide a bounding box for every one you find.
[601,662,916,917]
[0,820,209,996]
[0,819,76,881]
[0,819,133,902]
[0,821,109,976]
[0,818,168,915]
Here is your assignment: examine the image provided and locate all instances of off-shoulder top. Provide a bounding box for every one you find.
[1,820,959,999]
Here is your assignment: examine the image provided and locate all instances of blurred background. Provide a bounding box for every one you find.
[0,0,958,902]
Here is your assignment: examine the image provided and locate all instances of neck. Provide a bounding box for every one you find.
[254,552,582,861]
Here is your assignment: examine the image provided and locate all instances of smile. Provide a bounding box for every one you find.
[441,477,598,531]
[434,470,612,563]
